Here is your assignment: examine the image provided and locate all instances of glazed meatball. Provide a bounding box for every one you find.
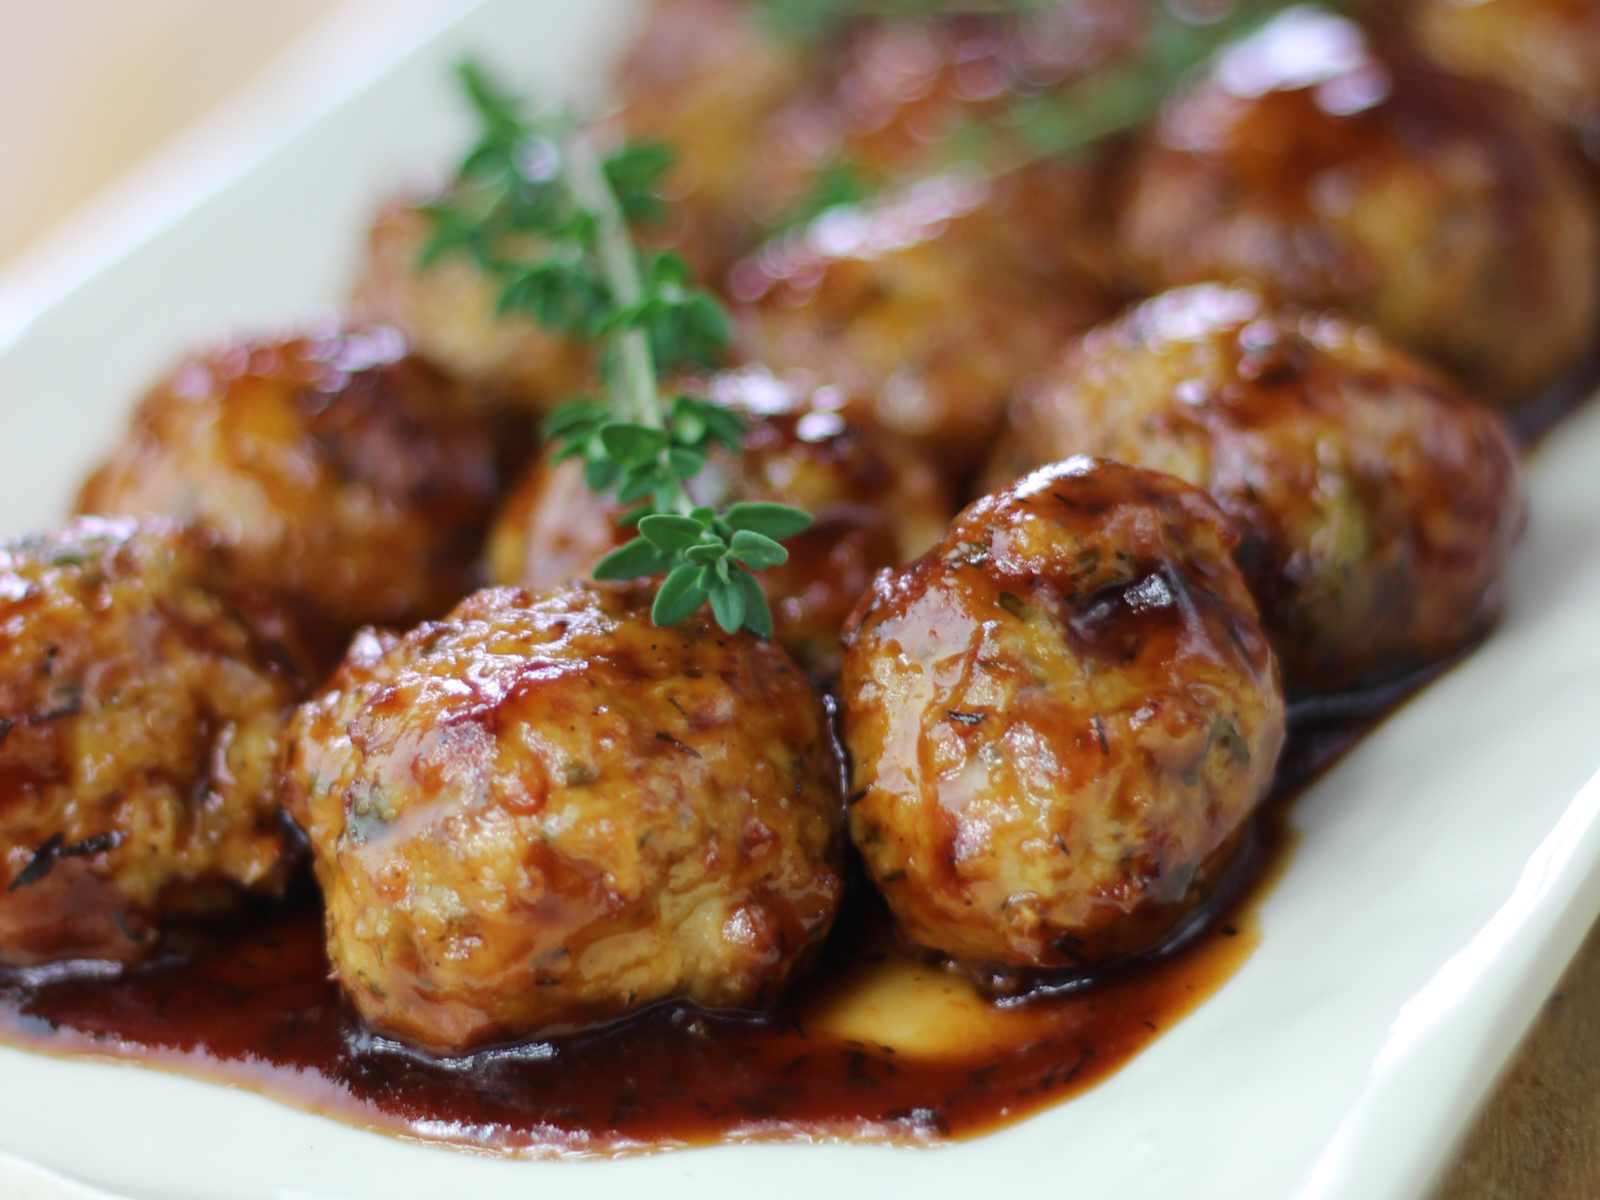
[983,284,1526,696]
[351,202,596,413]
[485,367,953,674]
[839,460,1284,978]
[356,0,802,387]
[793,2,1138,198]
[1114,5,1599,404]
[1414,0,1600,142]
[729,170,1114,478]
[613,0,822,277]
[0,517,305,965]
[77,325,528,642]
[615,0,1137,278]
[283,583,845,1051]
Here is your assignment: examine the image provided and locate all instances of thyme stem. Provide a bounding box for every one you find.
[425,61,812,635]
[565,130,660,430]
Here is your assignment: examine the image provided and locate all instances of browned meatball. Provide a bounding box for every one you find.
[795,2,1139,197]
[350,202,597,413]
[729,169,1114,478]
[0,517,305,965]
[1114,5,1599,403]
[614,0,1138,278]
[612,0,820,278]
[984,284,1526,696]
[1414,0,1600,141]
[76,325,528,643]
[352,2,793,402]
[283,583,845,1051]
[485,367,953,674]
[839,460,1284,979]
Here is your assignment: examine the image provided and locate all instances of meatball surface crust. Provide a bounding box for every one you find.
[351,202,596,413]
[730,170,1113,477]
[0,517,304,966]
[1114,6,1599,403]
[985,285,1526,695]
[485,367,953,674]
[284,583,846,1052]
[839,460,1284,977]
[614,0,1138,279]
[1414,0,1600,138]
[77,325,528,640]
[613,0,820,278]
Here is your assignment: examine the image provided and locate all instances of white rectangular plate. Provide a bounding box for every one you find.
[1,2,1598,1197]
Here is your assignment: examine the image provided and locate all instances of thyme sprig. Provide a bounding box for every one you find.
[423,62,811,638]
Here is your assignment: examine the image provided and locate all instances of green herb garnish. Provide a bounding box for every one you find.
[423,62,811,638]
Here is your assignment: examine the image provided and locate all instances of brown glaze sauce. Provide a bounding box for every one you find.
[0,701,1374,1158]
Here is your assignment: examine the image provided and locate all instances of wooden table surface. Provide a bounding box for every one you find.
[1429,918,1600,1199]
[1,4,1595,1197]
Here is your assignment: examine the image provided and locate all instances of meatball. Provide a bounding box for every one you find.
[983,284,1526,696]
[0,517,305,965]
[359,0,778,405]
[351,201,596,413]
[729,169,1114,478]
[1413,0,1600,142]
[485,367,953,674]
[283,583,845,1051]
[76,325,528,643]
[796,2,1138,197]
[613,0,821,277]
[1114,5,1599,404]
[839,460,1284,978]
[614,0,1138,278]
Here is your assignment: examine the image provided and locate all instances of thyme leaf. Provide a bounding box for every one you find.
[425,61,811,637]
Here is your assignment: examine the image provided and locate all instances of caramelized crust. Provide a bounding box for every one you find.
[613,0,820,278]
[359,0,1132,438]
[729,170,1114,478]
[0,518,304,965]
[614,0,1138,279]
[351,202,597,413]
[1414,0,1600,138]
[800,2,1139,200]
[1114,7,1599,403]
[839,460,1284,978]
[485,367,953,675]
[283,583,846,1052]
[76,326,528,641]
[985,284,1526,695]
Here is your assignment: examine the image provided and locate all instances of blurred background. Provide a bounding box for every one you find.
[0,0,342,272]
